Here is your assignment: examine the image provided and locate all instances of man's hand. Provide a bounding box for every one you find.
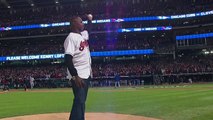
[73,76,85,88]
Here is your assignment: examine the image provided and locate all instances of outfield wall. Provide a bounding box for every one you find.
[1,72,212,89]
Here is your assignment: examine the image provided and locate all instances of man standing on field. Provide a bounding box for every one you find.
[64,14,93,120]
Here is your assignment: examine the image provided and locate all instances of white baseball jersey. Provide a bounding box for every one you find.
[64,30,92,79]
[30,76,34,84]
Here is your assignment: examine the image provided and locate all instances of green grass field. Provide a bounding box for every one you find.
[0,83,213,120]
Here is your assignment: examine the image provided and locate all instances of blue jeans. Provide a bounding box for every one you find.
[69,78,90,120]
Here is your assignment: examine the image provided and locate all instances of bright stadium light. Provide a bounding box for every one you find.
[55,0,59,4]
[27,0,35,7]
[204,51,210,54]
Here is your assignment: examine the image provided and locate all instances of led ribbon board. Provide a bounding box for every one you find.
[176,32,213,41]
[0,49,154,62]
[0,10,212,31]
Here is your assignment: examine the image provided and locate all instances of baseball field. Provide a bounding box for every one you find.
[0,83,213,120]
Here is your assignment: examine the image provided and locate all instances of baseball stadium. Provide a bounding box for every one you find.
[0,0,213,120]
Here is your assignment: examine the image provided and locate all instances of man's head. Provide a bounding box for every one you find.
[70,16,84,32]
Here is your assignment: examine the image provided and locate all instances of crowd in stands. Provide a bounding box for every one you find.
[0,44,64,56]
[0,65,67,89]
[0,0,212,26]
[0,16,212,38]
[0,17,212,39]
[1,26,213,56]
[89,33,174,52]
[0,55,212,80]
[0,0,212,38]
[92,55,213,77]
[0,65,67,86]
[175,27,213,36]
[1,27,212,56]
[0,32,175,56]
[0,0,213,88]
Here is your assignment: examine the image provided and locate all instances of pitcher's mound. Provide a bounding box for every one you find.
[0,113,160,120]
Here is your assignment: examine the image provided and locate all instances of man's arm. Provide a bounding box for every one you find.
[86,14,93,34]
[64,54,78,76]
[87,19,92,34]
[65,54,85,88]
